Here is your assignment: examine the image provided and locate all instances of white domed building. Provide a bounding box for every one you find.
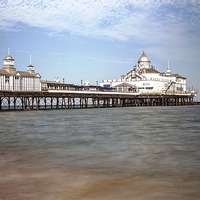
[100,51,187,94]
[0,50,41,91]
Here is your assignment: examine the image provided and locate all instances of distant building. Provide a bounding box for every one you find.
[41,77,72,91]
[0,50,41,91]
[100,51,187,93]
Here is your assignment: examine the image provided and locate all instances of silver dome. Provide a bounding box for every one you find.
[138,50,150,62]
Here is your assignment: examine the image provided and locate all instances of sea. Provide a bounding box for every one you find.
[0,105,200,200]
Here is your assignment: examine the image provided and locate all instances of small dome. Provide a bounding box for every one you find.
[138,50,150,62]
[4,55,14,61]
[27,64,34,68]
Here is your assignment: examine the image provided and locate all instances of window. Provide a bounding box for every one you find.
[177,87,183,91]
[103,84,111,88]
[5,76,9,83]
[146,87,153,89]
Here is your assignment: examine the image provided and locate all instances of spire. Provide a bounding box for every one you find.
[166,60,171,76]
[30,55,32,65]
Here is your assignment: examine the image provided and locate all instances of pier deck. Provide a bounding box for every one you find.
[0,90,196,111]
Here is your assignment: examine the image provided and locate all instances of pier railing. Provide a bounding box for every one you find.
[47,88,197,98]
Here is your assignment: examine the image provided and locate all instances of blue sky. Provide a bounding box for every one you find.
[0,0,200,99]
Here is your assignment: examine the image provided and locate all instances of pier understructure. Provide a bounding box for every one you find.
[0,90,196,111]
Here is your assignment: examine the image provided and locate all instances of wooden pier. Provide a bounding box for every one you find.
[0,90,196,111]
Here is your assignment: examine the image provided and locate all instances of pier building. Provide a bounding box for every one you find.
[100,51,187,94]
[0,50,41,91]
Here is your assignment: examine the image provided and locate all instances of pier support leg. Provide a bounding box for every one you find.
[97,98,100,108]
[85,97,87,108]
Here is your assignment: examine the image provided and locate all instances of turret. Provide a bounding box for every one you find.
[2,48,17,73]
[27,55,35,74]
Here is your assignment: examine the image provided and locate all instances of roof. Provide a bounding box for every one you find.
[0,70,41,77]
[41,81,72,87]
[0,69,10,75]
[4,55,14,61]
[173,73,186,79]
[140,68,160,74]
[114,82,134,87]
[18,71,40,77]
[27,64,34,68]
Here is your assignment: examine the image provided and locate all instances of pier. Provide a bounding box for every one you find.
[0,50,198,111]
[0,90,196,111]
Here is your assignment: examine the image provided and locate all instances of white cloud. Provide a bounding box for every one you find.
[0,0,200,46]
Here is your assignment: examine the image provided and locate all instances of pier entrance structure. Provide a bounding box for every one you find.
[0,50,41,91]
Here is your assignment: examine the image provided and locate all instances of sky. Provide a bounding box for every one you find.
[0,0,200,100]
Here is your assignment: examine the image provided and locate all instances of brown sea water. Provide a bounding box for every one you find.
[0,106,200,200]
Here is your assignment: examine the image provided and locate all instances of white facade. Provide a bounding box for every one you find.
[0,53,41,91]
[100,51,187,94]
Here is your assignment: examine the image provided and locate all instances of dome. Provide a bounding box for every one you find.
[138,50,150,62]
[4,55,14,61]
